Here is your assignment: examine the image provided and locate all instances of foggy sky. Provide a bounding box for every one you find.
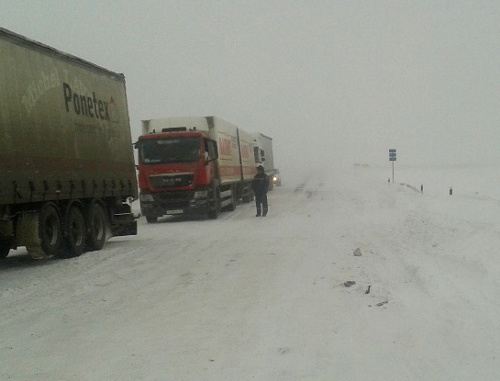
[1,1,499,177]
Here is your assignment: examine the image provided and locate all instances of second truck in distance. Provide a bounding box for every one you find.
[136,116,276,221]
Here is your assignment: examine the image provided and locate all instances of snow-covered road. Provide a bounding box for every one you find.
[1,166,499,380]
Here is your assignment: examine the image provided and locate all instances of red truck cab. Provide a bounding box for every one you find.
[136,128,220,222]
[136,117,257,222]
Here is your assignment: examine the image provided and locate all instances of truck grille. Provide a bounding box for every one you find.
[156,191,194,208]
[150,173,194,188]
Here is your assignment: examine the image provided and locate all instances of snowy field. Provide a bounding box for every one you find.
[1,165,499,380]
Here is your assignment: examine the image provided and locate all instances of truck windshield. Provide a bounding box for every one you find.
[140,137,201,164]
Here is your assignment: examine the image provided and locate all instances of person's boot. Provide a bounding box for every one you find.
[256,208,261,217]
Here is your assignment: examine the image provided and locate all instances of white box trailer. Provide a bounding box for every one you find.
[252,133,275,173]
[237,128,256,183]
[252,132,279,186]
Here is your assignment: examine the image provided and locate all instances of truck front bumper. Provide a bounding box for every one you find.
[140,189,209,217]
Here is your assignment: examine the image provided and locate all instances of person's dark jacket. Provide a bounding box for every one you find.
[252,172,269,194]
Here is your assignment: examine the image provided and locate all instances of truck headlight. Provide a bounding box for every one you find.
[194,190,208,198]
[140,193,154,202]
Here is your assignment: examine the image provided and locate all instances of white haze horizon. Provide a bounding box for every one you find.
[1,1,499,177]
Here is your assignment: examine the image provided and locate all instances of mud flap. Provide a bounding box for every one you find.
[112,220,137,237]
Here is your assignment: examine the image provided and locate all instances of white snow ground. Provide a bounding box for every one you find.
[1,165,499,380]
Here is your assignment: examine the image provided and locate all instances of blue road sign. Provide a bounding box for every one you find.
[389,149,397,161]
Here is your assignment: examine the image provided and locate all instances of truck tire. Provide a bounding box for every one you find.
[145,215,158,223]
[0,238,11,259]
[39,202,63,257]
[242,189,254,203]
[227,186,236,212]
[58,205,86,258]
[86,202,108,251]
[207,186,220,219]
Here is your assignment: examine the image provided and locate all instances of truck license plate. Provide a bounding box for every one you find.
[166,209,184,215]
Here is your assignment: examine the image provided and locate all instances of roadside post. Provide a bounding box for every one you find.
[389,149,397,183]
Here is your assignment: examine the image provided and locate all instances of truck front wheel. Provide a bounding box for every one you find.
[145,215,158,223]
[207,187,220,219]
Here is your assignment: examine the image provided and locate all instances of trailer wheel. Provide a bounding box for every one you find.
[0,238,11,259]
[242,190,254,203]
[86,202,108,251]
[39,202,63,257]
[227,187,237,212]
[59,205,86,258]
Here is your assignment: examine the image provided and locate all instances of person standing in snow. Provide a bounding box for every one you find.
[252,165,269,217]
